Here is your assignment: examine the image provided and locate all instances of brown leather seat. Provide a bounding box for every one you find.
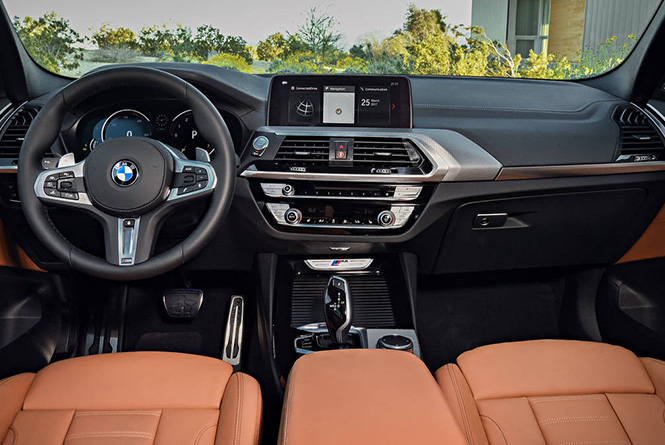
[436,340,665,445]
[0,351,262,444]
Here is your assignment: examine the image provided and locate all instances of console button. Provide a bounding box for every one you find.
[377,210,396,227]
[284,208,302,225]
[60,192,79,200]
[282,184,295,196]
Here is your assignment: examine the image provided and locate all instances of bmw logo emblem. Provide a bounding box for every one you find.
[111,160,139,187]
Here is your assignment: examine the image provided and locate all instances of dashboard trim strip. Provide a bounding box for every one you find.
[496,162,665,180]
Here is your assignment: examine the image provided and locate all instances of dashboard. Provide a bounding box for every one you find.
[4,65,665,276]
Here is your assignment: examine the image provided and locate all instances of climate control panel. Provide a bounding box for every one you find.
[265,203,415,230]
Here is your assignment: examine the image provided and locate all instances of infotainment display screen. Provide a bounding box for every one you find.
[268,75,412,128]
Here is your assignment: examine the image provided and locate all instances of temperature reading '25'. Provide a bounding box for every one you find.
[360,98,371,107]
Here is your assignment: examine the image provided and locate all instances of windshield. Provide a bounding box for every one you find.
[3,0,662,80]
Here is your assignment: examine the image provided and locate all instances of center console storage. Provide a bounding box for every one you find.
[279,349,467,445]
[272,256,420,376]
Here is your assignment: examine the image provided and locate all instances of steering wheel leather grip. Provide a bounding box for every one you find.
[18,66,236,281]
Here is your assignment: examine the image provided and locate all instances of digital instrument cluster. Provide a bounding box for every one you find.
[268,75,412,128]
[79,105,215,159]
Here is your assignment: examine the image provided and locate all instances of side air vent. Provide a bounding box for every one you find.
[274,136,330,167]
[353,138,422,169]
[0,106,40,157]
[614,107,665,162]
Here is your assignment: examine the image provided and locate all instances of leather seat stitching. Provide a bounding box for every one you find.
[447,365,473,445]
[254,379,261,444]
[7,425,16,445]
[479,414,508,445]
[529,395,606,404]
[75,411,161,416]
[234,375,244,445]
[0,375,22,389]
[558,441,629,445]
[539,416,614,426]
[194,423,217,445]
[66,431,155,439]
[281,360,300,444]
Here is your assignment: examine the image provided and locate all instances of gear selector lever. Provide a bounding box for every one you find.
[324,276,352,345]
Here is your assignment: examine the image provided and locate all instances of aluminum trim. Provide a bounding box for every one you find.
[260,182,423,201]
[496,162,665,180]
[304,258,374,271]
[118,217,140,266]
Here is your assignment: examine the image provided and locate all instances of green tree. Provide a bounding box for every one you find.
[192,25,252,63]
[407,33,452,75]
[398,3,449,41]
[292,7,342,66]
[90,24,137,49]
[138,24,194,60]
[13,12,83,73]
[256,32,288,61]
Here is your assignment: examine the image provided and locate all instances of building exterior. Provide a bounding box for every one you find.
[471,0,661,59]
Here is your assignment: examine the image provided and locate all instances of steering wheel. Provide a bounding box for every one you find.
[17,66,236,281]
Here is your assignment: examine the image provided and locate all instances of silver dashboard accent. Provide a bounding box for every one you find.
[265,203,414,229]
[260,183,422,201]
[496,162,665,180]
[304,258,373,271]
[118,217,140,266]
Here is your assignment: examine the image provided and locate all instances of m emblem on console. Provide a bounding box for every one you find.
[111,160,139,186]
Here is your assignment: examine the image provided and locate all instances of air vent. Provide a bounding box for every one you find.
[353,138,422,169]
[0,106,40,157]
[274,136,330,166]
[614,107,665,162]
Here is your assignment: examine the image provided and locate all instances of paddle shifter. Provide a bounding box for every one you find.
[324,276,352,345]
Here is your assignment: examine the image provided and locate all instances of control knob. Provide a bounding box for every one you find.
[377,210,396,227]
[284,208,302,225]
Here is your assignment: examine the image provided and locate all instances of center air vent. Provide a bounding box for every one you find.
[614,107,665,162]
[353,138,422,168]
[274,136,330,167]
[271,135,430,175]
[0,106,40,157]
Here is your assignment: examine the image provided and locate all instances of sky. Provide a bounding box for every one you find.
[2,0,473,48]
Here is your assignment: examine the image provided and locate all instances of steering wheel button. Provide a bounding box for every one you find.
[194,167,207,175]
[60,192,79,200]
[196,181,207,189]
[183,174,196,184]
[182,166,195,173]
[45,173,60,182]
[44,181,57,189]
[58,181,73,189]
[196,174,208,182]
[60,171,75,179]
[44,188,60,197]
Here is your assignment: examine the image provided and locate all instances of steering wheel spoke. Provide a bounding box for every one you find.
[34,159,93,208]
[100,214,162,266]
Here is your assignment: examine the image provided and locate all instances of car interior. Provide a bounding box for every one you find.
[1,0,665,444]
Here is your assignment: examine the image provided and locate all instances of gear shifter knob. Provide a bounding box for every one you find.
[324,276,352,345]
